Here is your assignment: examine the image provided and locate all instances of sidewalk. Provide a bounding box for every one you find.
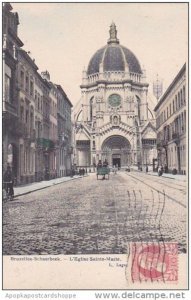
[146,171,187,182]
[14,175,84,198]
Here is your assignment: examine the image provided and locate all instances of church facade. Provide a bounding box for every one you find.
[74,23,157,169]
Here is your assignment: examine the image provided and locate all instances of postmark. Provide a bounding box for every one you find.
[131,242,178,283]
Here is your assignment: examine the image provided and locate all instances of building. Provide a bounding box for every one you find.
[34,72,44,182]
[154,64,186,174]
[2,3,23,180]
[56,85,73,176]
[37,71,58,181]
[74,23,156,169]
[46,74,58,179]
[3,3,73,184]
[17,49,37,184]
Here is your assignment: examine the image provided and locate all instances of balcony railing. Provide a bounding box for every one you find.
[36,138,55,149]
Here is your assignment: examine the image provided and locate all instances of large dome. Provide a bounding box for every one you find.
[87,23,142,76]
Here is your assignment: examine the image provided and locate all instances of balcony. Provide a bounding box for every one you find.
[36,138,55,150]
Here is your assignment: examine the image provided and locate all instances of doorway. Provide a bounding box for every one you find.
[112,157,121,168]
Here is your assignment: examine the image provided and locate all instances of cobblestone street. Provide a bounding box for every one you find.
[3,172,187,255]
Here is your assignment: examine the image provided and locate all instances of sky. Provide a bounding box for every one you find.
[11,2,188,109]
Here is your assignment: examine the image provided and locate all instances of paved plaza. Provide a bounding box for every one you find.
[3,171,187,255]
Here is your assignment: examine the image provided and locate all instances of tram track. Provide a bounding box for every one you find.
[136,173,186,193]
[124,172,187,208]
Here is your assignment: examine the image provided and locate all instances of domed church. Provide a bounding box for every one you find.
[74,23,157,169]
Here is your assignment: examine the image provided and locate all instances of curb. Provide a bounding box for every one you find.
[146,172,186,181]
[14,176,83,199]
[146,173,175,180]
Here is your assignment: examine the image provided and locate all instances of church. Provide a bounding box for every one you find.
[74,23,157,169]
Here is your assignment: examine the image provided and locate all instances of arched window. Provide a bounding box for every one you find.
[90,97,94,121]
[175,95,177,111]
[183,86,186,104]
[180,89,183,106]
[135,96,141,120]
[30,106,34,132]
[181,112,184,132]
[76,110,82,122]
[178,92,180,109]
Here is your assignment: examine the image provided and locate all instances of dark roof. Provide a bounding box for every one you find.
[56,85,73,107]
[87,46,106,75]
[121,46,142,74]
[154,63,186,112]
[104,46,124,71]
[87,44,142,75]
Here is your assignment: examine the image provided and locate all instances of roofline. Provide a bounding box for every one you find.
[8,28,24,47]
[3,3,13,11]
[154,63,186,112]
[35,71,51,90]
[141,121,156,134]
[18,49,38,71]
[56,85,73,107]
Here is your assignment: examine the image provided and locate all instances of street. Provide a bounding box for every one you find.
[3,171,187,255]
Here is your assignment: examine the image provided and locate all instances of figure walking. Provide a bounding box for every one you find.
[3,166,14,200]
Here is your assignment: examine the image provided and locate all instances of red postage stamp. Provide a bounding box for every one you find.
[131,242,178,282]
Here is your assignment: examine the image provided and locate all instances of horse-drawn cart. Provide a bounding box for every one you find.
[97,167,110,180]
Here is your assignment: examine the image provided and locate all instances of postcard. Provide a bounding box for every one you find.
[2,1,188,292]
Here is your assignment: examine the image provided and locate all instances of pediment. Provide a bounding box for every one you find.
[76,130,90,141]
[142,126,156,139]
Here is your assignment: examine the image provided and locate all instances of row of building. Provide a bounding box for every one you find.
[3,3,73,185]
[154,64,186,175]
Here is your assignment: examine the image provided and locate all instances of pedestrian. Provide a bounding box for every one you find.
[97,160,102,169]
[113,165,117,175]
[3,166,14,199]
[158,166,163,176]
[102,159,108,179]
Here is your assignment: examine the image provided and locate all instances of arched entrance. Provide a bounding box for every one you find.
[101,135,131,167]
